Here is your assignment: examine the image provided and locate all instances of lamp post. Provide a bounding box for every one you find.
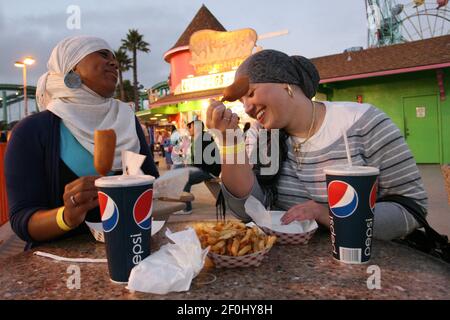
[14,57,35,118]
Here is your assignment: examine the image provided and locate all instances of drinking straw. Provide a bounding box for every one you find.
[342,129,352,167]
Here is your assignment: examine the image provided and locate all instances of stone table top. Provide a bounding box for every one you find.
[0,221,449,300]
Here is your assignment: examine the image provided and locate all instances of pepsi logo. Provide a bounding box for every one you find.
[328,180,359,218]
[133,189,153,230]
[369,180,378,212]
[98,192,119,232]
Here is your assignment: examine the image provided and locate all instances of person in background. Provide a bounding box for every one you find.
[243,122,251,133]
[4,35,159,248]
[162,128,174,170]
[173,120,221,215]
[156,130,164,157]
[170,124,189,169]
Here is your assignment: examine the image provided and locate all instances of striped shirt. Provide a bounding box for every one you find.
[225,101,427,218]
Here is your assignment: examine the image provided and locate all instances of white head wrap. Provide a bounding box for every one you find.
[36,35,140,171]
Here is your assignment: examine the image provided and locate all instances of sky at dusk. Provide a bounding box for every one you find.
[0,0,369,89]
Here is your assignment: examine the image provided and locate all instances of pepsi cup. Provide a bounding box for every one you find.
[323,165,379,264]
[95,175,155,283]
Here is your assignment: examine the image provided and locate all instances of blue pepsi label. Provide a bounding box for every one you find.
[328,181,359,218]
[132,189,153,230]
[326,175,378,264]
[98,192,119,232]
[98,183,153,283]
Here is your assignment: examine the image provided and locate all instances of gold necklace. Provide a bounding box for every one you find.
[291,101,316,170]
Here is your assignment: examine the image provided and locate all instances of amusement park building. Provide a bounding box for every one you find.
[313,35,450,164]
[140,5,450,164]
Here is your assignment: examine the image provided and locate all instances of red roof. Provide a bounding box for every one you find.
[311,35,450,82]
[169,5,226,51]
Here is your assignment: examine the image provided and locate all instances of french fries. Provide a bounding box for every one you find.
[194,221,277,256]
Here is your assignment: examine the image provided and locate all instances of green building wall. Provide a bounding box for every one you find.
[321,69,450,164]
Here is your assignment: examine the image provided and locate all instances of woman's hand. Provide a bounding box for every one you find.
[62,176,100,228]
[206,99,240,134]
[281,200,330,227]
[206,99,254,199]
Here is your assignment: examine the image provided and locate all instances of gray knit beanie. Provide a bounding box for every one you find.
[236,49,320,99]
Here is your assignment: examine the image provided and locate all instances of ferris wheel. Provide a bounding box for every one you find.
[366,0,450,47]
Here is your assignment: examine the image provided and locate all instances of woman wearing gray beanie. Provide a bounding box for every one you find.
[207,49,427,241]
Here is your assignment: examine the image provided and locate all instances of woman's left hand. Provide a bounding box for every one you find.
[281,200,329,227]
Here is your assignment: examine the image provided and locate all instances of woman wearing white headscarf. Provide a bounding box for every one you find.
[5,35,159,247]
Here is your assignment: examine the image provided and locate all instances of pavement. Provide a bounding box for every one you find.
[417,164,450,236]
[1,159,449,263]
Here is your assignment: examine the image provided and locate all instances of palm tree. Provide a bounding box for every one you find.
[113,48,132,102]
[115,79,134,103]
[121,29,150,112]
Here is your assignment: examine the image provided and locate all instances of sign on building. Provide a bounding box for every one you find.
[416,106,426,118]
[181,71,236,93]
[189,28,257,76]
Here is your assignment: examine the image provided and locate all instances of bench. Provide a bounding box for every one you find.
[152,199,186,222]
[157,191,195,203]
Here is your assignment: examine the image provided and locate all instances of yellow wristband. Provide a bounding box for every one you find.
[56,206,73,231]
[221,142,245,155]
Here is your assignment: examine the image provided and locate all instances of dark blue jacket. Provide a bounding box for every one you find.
[4,111,159,247]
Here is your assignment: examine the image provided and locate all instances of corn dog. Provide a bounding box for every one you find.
[221,76,249,102]
[94,129,116,176]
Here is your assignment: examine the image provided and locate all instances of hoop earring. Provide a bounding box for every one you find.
[286,84,294,98]
[64,70,82,89]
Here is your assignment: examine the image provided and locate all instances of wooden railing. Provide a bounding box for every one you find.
[0,143,8,226]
